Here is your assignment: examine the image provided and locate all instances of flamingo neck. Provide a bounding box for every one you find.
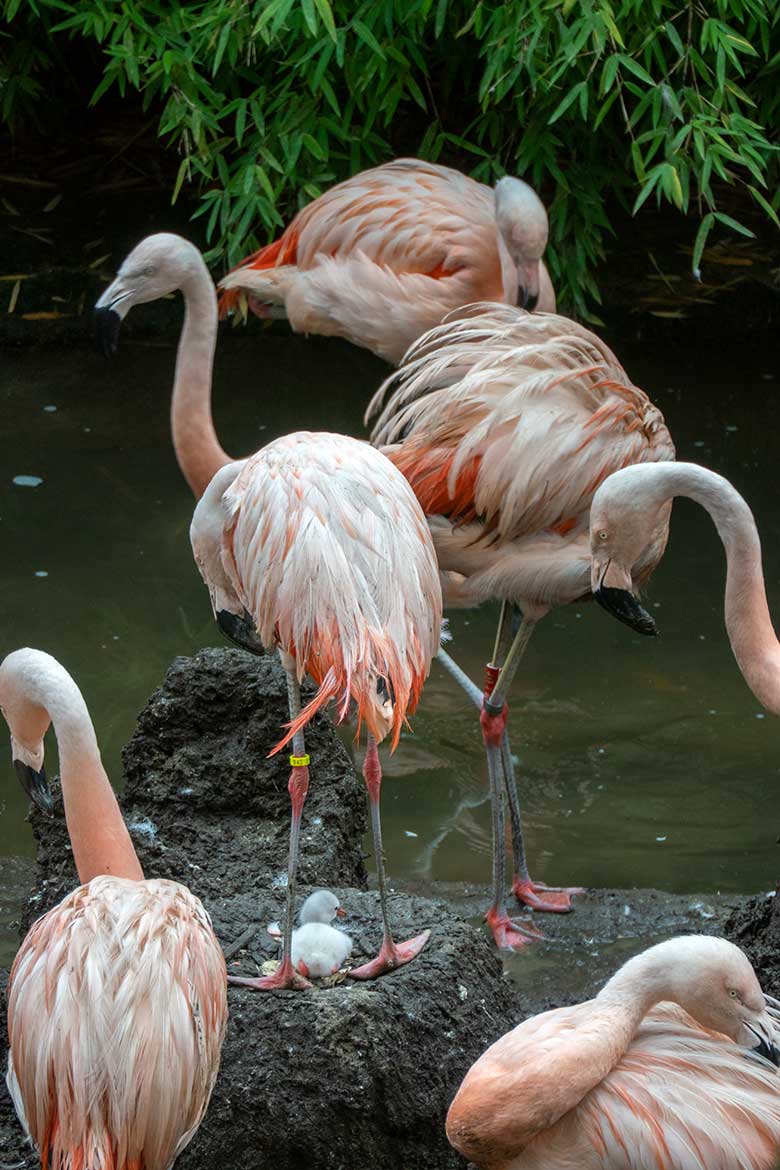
[642,463,780,714]
[9,657,143,885]
[171,266,231,499]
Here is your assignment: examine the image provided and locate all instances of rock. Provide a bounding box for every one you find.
[2,648,517,1169]
[22,648,368,927]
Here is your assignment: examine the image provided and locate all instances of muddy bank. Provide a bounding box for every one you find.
[725,886,780,997]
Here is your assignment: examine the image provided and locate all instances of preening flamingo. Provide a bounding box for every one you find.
[446,934,780,1170]
[218,158,556,363]
[590,461,780,713]
[1,648,227,1170]
[367,304,675,949]
[95,234,443,989]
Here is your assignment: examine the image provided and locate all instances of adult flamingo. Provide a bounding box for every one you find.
[590,461,780,713]
[95,235,443,989]
[367,304,675,949]
[218,158,555,363]
[2,648,227,1170]
[446,934,780,1169]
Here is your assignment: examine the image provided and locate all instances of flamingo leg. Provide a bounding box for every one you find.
[486,606,582,915]
[229,661,313,992]
[348,736,430,979]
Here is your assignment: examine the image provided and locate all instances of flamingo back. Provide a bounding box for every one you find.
[220,431,442,749]
[222,159,509,288]
[516,1003,780,1170]
[368,305,674,547]
[6,875,227,1170]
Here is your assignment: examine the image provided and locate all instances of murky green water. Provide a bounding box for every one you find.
[1,322,779,947]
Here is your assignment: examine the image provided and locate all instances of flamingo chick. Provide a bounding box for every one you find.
[191,434,442,989]
[1,648,227,1170]
[288,890,352,979]
[218,158,555,362]
[367,304,675,949]
[447,935,780,1170]
[590,461,780,714]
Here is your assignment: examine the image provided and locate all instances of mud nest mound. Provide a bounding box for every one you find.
[725,884,780,996]
[2,647,517,1169]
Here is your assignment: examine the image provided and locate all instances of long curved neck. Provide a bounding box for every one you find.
[647,463,780,714]
[19,662,142,884]
[171,265,232,499]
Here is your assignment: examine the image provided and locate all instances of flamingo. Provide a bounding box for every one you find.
[1,648,227,1170]
[217,158,556,363]
[366,303,675,949]
[95,235,443,990]
[446,934,780,1170]
[589,461,780,713]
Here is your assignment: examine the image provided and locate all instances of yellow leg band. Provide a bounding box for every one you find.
[289,754,310,767]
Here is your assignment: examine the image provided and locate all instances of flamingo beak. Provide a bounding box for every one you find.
[216,609,266,655]
[14,759,53,816]
[592,558,658,637]
[745,1021,780,1067]
[94,278,134,357]
[517,261,540,312]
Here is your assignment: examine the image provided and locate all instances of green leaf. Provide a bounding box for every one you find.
[313,0,337,43]
[747,185,780,228]
[548,81,587,125]
[352,17,384,57]
[713,211,756,238]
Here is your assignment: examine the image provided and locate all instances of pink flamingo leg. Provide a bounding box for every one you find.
[481,700,545,950]
[229,664,313,992]
[349,736,430,980]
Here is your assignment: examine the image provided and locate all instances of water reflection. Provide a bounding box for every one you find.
[1,325,778,921]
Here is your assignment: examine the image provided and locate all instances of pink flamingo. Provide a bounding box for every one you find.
[2,648,227,1170]
[366,304,675,949]
[95,235,443,990]
[590,461,780,713]
[218,158,555,362]
[446,934,780,1170]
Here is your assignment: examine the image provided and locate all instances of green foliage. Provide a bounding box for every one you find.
[2,0,778,316]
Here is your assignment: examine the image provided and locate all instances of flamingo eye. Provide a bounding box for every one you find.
[728,988,738,998]
[598,531,608,541]
[142,265,156,277]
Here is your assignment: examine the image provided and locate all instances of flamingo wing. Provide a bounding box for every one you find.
[520,1003,780,1170]
[219,431,442,747]
[368,305,675,545]
[6,876,227,1170]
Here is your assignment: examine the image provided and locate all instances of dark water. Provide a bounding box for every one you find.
[1,322,779,961]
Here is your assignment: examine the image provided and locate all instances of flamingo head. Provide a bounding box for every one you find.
[0,652,53,816]
[494,177,549,311]
[666,936,780,1065]
[299,889,346,926]
[589,465,674,636]
[94,233,211,356]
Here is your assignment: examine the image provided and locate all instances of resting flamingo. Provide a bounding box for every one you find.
[2,648,227,1170]
[366,304,675,949]
[218,158,555,363]
[590,461,780,713]
[95,235,443,989]
[446,934,780,1170]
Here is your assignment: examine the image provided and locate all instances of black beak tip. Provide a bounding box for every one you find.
[518,286,538,312]
[94,306,121,358]
[751,1037,780,1068]
[216,609,265,656]
[594,586,659,637]
[13,759,54,816]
